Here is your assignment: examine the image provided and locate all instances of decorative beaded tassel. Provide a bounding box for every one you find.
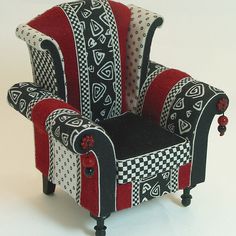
[216,98,229,136]
[218,114,228,136]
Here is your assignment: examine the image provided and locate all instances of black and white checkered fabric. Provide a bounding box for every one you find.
[136,65,167,114]
[171,168,179,192]
[29,46,58,95]
[132,181,140,206]
[160,77,194,128]
[59,3,91,119]
[117,140,191,184]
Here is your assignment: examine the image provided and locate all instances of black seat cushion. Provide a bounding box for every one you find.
[98,112,186,160]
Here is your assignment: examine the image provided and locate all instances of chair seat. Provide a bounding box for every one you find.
[98,113,191,184]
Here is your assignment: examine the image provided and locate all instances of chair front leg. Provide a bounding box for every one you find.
[91,213,110,236]
[181,185,196,207]
[42,174,56,195]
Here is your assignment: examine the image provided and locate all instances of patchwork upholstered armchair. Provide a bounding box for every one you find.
[8,0,229,235]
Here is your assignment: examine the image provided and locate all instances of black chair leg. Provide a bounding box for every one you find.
[181,185,196,207]
[91,213,110,236]
[42,174,55,195]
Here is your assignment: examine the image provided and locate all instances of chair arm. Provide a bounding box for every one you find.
[45,108,115,155]
[7,82,62,120]
[140,61,229,134]
[44,109,117,216]
[8,82,117,216]
[140,61,229,185]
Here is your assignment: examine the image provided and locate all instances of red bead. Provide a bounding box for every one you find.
[218,115,228,126]
[81,135,95,150]
[217,98,228,112]
[82,154,96,168]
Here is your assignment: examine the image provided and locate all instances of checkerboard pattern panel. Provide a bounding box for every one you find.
[132,180,140,206]
[30,47,58,95]
[136,65,167,114]
[101,0,122,115]
[171,168,179,192]
[160,77,194,127]
[60,3,91,119]
[117,140,191,184]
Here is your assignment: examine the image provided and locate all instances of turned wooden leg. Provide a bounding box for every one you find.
[91,213,110,236]
[181,187,192,207]
[42,174,55,195]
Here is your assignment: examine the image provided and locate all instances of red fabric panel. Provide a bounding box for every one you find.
[142,69,189,124]
[80,153,99,216]
[31,99,79,175]
[178,163,192,190]
[110,1,131,112]
[32,99,79,132]
[28,7,80,109]
[34,126,50,176]
[116,183,132,211]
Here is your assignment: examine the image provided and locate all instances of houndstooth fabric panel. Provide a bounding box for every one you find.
[160,77,194,128]
[136,64,168,114]
[59,3,91,118]
[29,46,58,95]
[117,140,191,184]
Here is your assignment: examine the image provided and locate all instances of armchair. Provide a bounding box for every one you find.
[7,0,229,235]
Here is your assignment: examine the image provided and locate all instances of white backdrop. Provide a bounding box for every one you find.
[0,0,235,235]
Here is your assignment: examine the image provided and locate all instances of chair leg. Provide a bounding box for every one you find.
[181,186,195,207]
[42,174,55,195]
[91,213,110,236]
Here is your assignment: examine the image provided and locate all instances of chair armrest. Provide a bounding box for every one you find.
[44,108,117,217]
[140,61,229,134]
[139,61,229,185]
[8,82,117,216]
[45,108,114,155]
[7,82,62,120]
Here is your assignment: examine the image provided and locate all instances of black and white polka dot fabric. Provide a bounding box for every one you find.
[16,24,53,51]
[126,5,164,113]
[16,24,68,101]
[53,138,81,203]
